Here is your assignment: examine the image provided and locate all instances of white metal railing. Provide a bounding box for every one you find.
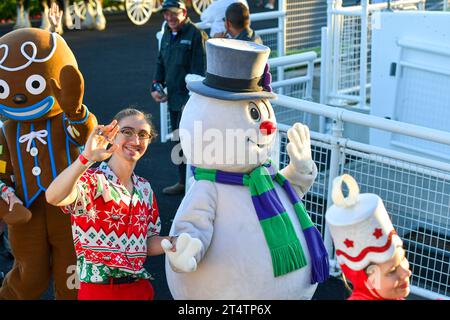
[269,52,317,126]
[271,94,450,300]
[321,0,424,111]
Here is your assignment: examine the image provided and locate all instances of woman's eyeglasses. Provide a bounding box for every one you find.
[119,127,151,141]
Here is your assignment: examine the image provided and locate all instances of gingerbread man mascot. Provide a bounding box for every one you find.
[0,27,97,299]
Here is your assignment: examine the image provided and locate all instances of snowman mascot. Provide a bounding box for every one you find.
[161,39,329,299]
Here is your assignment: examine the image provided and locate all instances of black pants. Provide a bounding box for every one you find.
[170,110,186,185]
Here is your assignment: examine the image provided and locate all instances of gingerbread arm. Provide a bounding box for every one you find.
[49,65,97,145]
[0,124,32,225]
[63,105,98,146]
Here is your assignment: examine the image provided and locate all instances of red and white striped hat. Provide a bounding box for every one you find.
[325,174,403,271]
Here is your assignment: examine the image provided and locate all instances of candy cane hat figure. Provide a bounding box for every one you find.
[325,174,410,300]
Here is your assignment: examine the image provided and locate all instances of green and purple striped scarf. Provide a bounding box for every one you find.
[192,160,329,283]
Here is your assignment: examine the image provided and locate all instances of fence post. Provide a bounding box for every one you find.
[156,22,169,143]
[418,0,426,10]
[320,26,329,133]
[305,59,314,101]
[278,0,286,58]
[160,102,168,143]
[277,0,286,95]
[323,115,344,273]
[359,0,369,109]
[331,0,342,103]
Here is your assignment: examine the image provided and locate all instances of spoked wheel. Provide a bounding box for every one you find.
[192,0,214,15]
[125,0,154,25]
[69,0,98,21]
[153,0,163,12]
[69,0,88,21]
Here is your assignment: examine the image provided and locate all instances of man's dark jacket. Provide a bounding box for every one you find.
[235,27,263,45]
[154,18,207,111]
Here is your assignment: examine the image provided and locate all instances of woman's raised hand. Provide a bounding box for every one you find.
[83,120,120,162]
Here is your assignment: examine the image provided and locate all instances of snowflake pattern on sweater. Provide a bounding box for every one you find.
[61,162,161,283]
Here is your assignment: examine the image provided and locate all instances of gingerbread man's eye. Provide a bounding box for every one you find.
[26,74,46,95]
[0,79,10,99]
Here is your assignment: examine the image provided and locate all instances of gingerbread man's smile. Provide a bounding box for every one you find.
[0,96,54,121]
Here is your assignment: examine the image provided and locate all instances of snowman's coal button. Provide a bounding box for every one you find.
[32,166,41,176]
[30,147,38,157]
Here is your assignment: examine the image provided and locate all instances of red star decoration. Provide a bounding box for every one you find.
[373,228,383,239]
[344,238,354,248]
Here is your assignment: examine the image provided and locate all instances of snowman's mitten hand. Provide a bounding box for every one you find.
[162,233,202,273]
[286,123,314,174]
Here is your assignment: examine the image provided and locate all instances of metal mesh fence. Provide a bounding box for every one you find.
[340,148,450,297]
[326,1,420,108]
[284,0,378,54]
[286,0,327,53]
[337,14,372,98]
[271,83,310,126]
[259,32,278,57]
[277,130,331,237]
[270,55,315,125]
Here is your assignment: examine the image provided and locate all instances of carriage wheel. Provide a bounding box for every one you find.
[192,0,214,15]
[69,0,97,21]
[153,0,163,12]
[69,1,87,21]
[125,0,154,26]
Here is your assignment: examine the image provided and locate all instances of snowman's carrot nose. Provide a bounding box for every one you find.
[260,121,277,135]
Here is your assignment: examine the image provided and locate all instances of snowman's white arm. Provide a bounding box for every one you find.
[170,180,217,263]
[280,161,318,199]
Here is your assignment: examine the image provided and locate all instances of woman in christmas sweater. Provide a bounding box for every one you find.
[326,174,412,300]
[46,108,178,300]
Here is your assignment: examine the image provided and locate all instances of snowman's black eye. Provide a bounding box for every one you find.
[248,102,261,121]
